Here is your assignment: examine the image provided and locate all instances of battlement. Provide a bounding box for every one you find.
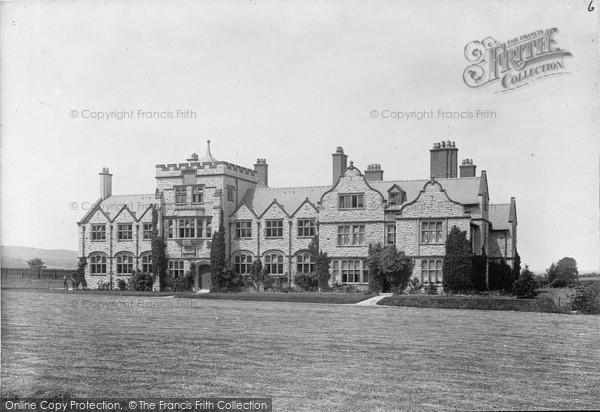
[155,161,258,178]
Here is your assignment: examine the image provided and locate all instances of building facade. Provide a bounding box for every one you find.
[78,141,517,290]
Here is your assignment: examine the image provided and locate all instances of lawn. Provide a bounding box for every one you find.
[2,290,599,411]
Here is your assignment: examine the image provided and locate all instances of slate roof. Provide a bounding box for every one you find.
[239,186,330,216]
[488,204,510,230]
[81,194,157,222]
[369,177,483,205]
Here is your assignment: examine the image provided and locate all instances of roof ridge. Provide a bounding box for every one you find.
[254,185,331,190]
[105,194,155,197]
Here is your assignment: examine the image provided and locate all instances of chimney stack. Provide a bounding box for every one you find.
[254,159,269,186]
[99,167,112,200]
[430,141,458,178]
[332,146,348,185]
[364,163,384,181]
[459,158,477,177]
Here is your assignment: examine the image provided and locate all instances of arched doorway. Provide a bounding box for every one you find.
[196,264,211,291]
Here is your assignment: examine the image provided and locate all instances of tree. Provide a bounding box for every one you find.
[546,262,558,284]
[555,257,579,284]
[150,207,167,290]
[512,265,538,299]
[367,243,386,293]
[471,249,488,292]
[209,224,227,292]
[26,258,46,270]
[247,258,267,291]
[488,259,513,292]
[308,235,331,291]
[442,226,473,293]
[512,251,522,281]
[74,257,87,289]
[378,245,414,294]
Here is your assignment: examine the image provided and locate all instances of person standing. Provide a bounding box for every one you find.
[63,274,68,290]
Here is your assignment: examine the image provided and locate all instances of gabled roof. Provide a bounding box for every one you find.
[489,204,510,230]
[369,177,482,205]
[81,194,157,223]
[239,186,330,217]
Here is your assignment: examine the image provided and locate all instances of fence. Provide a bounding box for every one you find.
[1,267,77,289]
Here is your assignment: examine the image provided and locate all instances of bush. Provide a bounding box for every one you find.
[471,253,488,292]
[426,282,438,295]
[294,273,318,291]
[488,259,513,293]
[512,265,538,299]
[535,275,549,288]
[571,281,600,314]
[407,277,422,294]
[117,279,127,291]
[169,271,194,292]
[550,279,572,288]
[128,271,154,291]
[442,226,473,293]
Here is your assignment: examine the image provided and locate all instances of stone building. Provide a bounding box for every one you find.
[77,141,517,290]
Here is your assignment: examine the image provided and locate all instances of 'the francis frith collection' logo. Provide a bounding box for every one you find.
[463,28,572,92]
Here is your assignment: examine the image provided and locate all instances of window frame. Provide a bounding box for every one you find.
[421,259,443,284]
[264,252,284,275]
[297,218,316,238]
[191,185,204,204]
[337,224,366,246]
[117,223,133,240]
[233,252,253,275]
[141,253,152,273]
[142,223,153,240]
[386,224,396,245]
[115,253,134,275]
[332,259,369,284]
[175,186,187,204]
[338,193,365,209]
[235,220,252,239]
[296,252,315,274]
[91,224,106,241]
[226,185,235,202]
[168,260,185,278]
[89,253,107,274]
[421,220,444,244]
[265,219,284,238]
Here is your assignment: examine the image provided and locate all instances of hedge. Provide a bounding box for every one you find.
[378,295,562,313]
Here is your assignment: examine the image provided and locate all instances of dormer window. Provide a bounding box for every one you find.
[388,186,406,206]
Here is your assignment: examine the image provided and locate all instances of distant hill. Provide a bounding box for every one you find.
[1,246,78,269]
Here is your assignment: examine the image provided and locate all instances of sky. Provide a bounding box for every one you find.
[1,0,598,273]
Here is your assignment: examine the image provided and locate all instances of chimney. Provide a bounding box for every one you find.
[332,146,348,185]
[430,141,458,178]
[459,158,477,177]
[254,158,268,186]
[187,153,199,162]
[364,163,384,181]
[99,167,112,200]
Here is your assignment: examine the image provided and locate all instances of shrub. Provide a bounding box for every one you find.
[294,273,318,291]
[407,277,422,294]
[442,226,473,292]
[535,275,549,288]
[367,243,386,293]
[169,271,194,292]
[209,225,227,292]
[550,278,575,288]
[117,279,127,291]
[150,207,167,290]
[128,271,154,291]
[488,259,513,293]
[471,253,488,292]
[75,257,88,289]
[571,281,600,314]
[367,243,413,294]
[512,265,538,299]
[426,282,438,295]
[219,268,244,292]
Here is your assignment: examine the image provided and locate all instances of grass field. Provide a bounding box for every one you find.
[2,290,599,411]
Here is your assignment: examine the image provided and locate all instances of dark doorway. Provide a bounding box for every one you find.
[197,264,211,291]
